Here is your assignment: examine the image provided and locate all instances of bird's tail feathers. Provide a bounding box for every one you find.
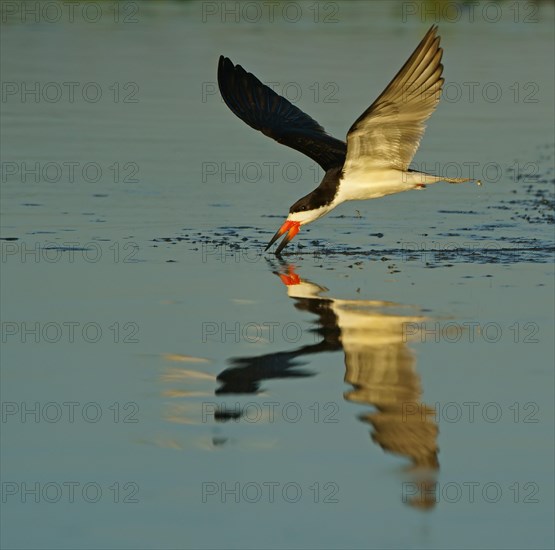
[408,171,482,187]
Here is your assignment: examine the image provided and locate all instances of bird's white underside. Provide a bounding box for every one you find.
[287,169,448,225]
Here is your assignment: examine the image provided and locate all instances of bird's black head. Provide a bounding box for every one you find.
[289,196,311,214]
[265,167,342,254]
[289,166,342,214]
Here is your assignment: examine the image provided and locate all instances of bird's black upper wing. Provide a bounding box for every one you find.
[218,56,347,171]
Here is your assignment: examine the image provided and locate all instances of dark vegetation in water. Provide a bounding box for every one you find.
[502,145,554,225]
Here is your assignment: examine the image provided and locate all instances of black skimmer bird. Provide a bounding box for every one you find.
[218,25,476,255]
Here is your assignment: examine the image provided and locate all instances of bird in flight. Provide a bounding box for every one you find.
[218,25,477,255]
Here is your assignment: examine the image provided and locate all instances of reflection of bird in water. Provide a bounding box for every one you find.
[216,264,439,508]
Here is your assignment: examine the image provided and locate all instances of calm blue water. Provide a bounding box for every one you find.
[1,1,554,549]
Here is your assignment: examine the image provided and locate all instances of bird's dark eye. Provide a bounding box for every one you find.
[300,206,306,211]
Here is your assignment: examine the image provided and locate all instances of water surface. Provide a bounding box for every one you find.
[1,1,554,549]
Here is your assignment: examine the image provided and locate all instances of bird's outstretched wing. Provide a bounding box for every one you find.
[218,56,347,171]
[344,25,444,173]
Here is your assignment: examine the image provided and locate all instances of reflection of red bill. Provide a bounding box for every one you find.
[278,270,301,286]
[265,220,300,255]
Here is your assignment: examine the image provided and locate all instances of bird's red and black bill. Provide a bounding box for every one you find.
[265,220,300,255]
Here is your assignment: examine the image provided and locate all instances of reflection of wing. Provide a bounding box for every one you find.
[336,304,439,470]
[333,301,439,509]
[216,285,341,394]
[216,352,314,395]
